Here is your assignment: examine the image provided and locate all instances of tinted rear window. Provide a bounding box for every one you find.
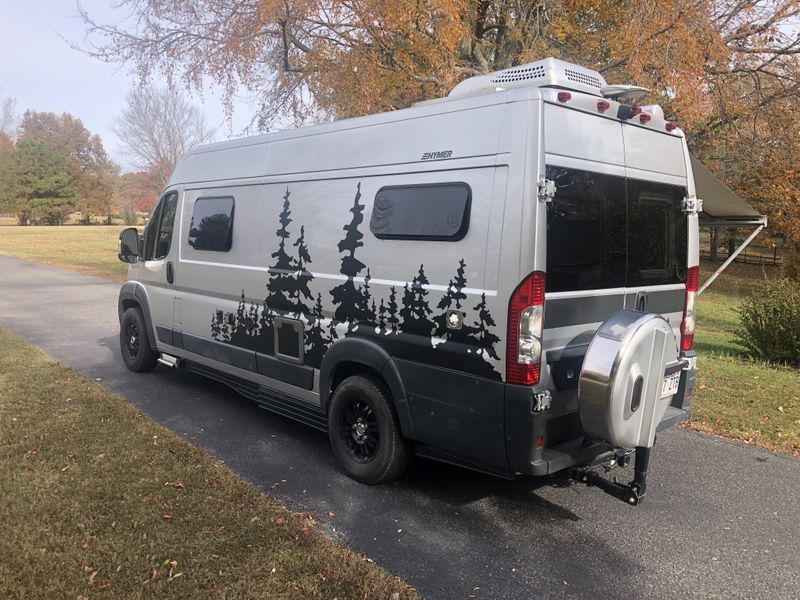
[627,179,687,286]
[189,197,235,252]
[370,183,471,240]
[545,165,687,292]
[545,167,627,292]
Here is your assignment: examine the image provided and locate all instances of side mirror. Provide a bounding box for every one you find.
[119,227,140,263]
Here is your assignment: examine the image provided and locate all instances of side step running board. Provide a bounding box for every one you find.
[158,354,181,369]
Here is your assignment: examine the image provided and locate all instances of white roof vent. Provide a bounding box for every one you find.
[448,57,608,99]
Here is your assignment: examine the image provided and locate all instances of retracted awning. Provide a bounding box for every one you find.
[690,155,769,295]
[691,155,767,227]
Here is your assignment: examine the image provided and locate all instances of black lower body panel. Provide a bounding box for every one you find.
[182,360,327,431]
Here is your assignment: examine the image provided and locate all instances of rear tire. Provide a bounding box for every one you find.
[328,375,409,484]
[120,307,158,372]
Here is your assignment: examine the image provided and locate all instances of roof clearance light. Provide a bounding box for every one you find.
[557,91,572,103]
[597,100,610,112]
[665,122,678,132]
[639,113,652,123]
[629,106,643,115]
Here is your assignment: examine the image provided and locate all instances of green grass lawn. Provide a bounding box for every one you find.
[691,262,800,455]
[0,224,129,281]
[0,327,417,599]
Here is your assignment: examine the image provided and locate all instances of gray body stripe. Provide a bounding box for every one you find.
[544,294,624,329]
[544,289,685,329]
[625,289,685,315]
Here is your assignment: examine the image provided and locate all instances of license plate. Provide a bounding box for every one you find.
[661,372,681,398]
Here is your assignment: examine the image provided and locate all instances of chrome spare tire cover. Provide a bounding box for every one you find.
[578,310,680,449]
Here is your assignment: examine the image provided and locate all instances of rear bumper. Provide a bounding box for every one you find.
[507,351,696,476]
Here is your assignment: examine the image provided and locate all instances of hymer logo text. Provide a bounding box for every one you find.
[421,150,453,161]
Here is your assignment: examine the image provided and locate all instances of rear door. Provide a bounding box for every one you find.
[622,125,688,338]
[542,104,628,357]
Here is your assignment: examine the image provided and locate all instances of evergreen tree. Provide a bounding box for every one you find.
[399,264,434,335]
[304,293,331,367]
[265,188,295,312]
[247,302,260,336]
[330,183,369,330]
[468,293,501,360]
[386,286,400,334]
[291,224,314,315]
[378,298,387,333]
[210,310,222,340]
[434,259,474,340]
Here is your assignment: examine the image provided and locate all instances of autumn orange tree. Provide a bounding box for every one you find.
[19,112,118,223]
[80,0,800,247]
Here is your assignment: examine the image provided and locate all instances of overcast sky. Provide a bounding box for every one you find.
[0,0,257,170]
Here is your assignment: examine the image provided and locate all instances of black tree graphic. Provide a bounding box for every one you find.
[399,264,434,335]
[330,183,369,331]
[290,224,314,315]
[467,293,501,361]
[378,298,387,333]
[434,259,473,340]
[304,293,332,367]
[386,286,400,334]
[265,188,296,313]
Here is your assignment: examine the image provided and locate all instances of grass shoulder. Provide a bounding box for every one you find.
[689,262,799,455]
[0,327,418,599]
[0,224,128,282]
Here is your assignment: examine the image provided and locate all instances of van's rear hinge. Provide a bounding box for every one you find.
[538,177,556,203]
[681,197,703,214]
[532,390,551,412]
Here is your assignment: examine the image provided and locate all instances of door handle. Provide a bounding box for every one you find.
[166,261,174,284]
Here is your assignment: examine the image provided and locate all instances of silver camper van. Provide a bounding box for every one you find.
[117,58,701,504]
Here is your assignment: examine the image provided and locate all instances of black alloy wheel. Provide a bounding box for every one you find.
[119,307,158,372]
[327,375,409,484]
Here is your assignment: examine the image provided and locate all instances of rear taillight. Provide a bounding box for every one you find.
[680,266,699,352]
[507,272,546,385]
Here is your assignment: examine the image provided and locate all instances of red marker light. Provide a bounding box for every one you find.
[629,106,642,115]
[639,113,651,123]
[597,100,610,112]
[557,91,572,102]
[665,122,678,132]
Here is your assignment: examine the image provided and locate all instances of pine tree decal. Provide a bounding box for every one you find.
[434,259,473,340]
[330,183,369,331]
[378,298,387,333]
[291,224,314,315]
[386,286,400,334]
[265,188,296,313]
[468,293,501,361]
[399,264,434,335]
[304,293,332,367]
[211,309,223,340]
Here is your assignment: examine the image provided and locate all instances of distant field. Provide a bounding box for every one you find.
[0,224,797,454]
[0,224,128,281]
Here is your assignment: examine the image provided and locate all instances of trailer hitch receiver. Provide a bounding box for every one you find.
[573,446,652,506]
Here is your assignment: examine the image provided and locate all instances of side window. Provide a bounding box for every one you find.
[545,166,627,293]
[370,183,471,241]
[154,193,178,260]
[188,197,235,252]
[143,192,178,261]
[142,199,163,261]
[627,180,687,286]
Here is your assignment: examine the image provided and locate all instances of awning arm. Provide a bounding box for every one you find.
[697,222,767,296]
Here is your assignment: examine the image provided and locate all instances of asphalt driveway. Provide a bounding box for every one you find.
[0,255,798,599]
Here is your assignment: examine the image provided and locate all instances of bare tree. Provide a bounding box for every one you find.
[0,94,17,137]
[113,86,215,188]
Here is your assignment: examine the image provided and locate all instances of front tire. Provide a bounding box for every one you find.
[120,307,158,372]
[328,375,409,484]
